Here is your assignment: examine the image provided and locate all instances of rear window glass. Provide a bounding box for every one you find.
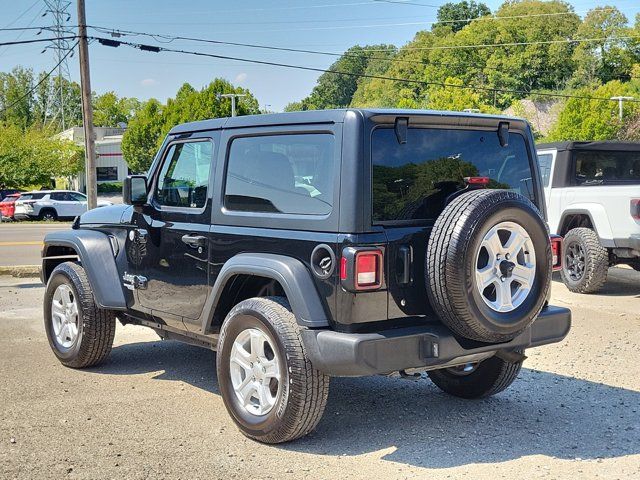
[372,127,535,223]
[574,150,640,185]
[19,193,46,201]
[225,133,335,215]
[537,153,553,187]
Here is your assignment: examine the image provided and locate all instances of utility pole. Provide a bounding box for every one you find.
[218,93,247,117]
[77,0,97,209]
[610,96,635,121]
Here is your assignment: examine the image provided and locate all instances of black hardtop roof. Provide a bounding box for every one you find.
[168,108,524,135]
[537,140,640,152]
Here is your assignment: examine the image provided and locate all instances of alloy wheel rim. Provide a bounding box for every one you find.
[229,328,281,416]
[565,242,585,281]
[475,221,536,313]
[51,284,79,349]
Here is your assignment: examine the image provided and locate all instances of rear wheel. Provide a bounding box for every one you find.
[561,228,608,293]
[216,297,329,444]
[39,209,57,221]
[428,350,524,399]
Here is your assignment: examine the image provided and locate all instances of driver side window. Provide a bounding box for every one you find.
[156,140,213,208]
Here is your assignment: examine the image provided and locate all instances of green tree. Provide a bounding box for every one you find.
[286,44,396,111]
[426,76,497,112]
[0,67,34,129]
[570,6,637,87]
[0,124,83,188]
[547,80,640,141]
[93,91,141,127]
[120,99,164,174]
[433,1,491,33]
[122,79,260,172]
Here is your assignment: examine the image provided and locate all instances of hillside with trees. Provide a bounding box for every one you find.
[287,0,640,141]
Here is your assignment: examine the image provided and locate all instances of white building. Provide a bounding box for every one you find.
[57,127,129,191]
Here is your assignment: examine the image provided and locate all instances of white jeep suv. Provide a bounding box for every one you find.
[537,141,640,293]
[14,190,112,221]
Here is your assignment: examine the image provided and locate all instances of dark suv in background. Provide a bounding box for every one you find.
[41,109,570,443]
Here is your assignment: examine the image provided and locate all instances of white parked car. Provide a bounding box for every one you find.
[13,190,112,221]
[537,141,640,293]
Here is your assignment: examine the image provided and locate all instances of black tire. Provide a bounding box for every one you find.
[428,350,524,399]
[216,297,330,444]
[39,208,57,221]
[44,262,116,368]
[426,190,551,343]
[561,228,608,294]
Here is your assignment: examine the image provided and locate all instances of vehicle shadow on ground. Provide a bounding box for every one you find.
[93,340,639,468]
[552,267,640,298]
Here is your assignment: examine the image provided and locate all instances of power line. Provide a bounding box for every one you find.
[87,25,635,83]
[0,41,79,116]
[372,0,440,7]
[88,23,639,54]
[1,1,41,29]
[0,36,77,47]
[91,36,640,105]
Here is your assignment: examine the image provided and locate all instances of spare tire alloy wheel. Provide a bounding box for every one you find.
[427,190,551,343]
[475,221,536,313]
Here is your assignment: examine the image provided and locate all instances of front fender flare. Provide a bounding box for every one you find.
[203,253,330,331]
[42,229,128,310]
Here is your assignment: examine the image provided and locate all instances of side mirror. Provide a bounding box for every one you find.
[123,175,148,206]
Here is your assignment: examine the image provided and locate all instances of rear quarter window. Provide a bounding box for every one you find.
[224,133,336,215]
[371,127,535,223]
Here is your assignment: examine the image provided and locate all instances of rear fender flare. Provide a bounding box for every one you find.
[42,230,127,310]
[202,253,330,332]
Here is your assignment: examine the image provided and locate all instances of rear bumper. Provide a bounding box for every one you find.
[301,305,571,377]
[613,235,640,253]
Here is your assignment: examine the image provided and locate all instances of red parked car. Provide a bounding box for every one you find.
[0,193,21,220]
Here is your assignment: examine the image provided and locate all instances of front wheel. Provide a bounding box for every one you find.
[44,262,116,368]
[427,350,524,399]
[216,297,329,444]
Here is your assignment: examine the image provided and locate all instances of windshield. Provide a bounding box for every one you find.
[371,127,535,223]
[574,150,640,185]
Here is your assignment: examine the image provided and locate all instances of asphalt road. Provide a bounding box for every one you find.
[1,269,639,479]
[0,223,70,266]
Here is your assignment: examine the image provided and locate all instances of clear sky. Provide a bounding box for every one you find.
[1,0,639,112]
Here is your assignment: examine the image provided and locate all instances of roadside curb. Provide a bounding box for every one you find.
[0,265,41,278]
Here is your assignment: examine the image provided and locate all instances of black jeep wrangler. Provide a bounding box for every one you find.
[42,109,571,443]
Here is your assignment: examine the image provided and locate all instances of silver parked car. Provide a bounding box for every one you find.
[13,190,112,221]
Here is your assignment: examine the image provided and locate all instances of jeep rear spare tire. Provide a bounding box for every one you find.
[426,189,551,343]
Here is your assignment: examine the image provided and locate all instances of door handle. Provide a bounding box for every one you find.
[181,234,207,247]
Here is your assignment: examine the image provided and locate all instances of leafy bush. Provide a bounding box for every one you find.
[97,182,122,193]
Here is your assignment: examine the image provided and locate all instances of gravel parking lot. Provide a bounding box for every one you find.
[1,268,639,479]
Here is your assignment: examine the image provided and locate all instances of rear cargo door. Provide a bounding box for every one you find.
[370,123,539,319]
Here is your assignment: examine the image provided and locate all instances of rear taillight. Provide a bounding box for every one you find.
[355,251,382,289]
[631,199,640,220]
[340,247,384,291]
[550,235,563,271]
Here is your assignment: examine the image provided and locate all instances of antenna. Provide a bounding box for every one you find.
[44,0,75,130]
